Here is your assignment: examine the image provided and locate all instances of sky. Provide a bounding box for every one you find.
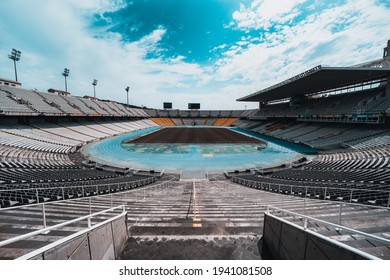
[0,0,389,110]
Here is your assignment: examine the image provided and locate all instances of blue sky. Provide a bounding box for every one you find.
[0,0,389,110]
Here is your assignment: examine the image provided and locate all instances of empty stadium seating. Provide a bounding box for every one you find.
[0,117,161,208]
[229,143,390,207]
[0,85,149,117]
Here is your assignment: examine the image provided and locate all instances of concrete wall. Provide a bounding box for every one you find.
[261,213,366,260]
[32,214,128,260]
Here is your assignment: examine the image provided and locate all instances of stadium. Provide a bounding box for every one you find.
[0,38,390,261]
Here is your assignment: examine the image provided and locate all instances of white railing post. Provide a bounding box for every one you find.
[303,217,308,230]
[88,217,92,228]
[388,193,390,208]
[339,203,343,225]
[42,204,47,228]
[36,189,39,204]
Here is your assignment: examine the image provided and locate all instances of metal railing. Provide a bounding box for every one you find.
[231,176,390,208]
[212,179,390,227]
[265,206,390,260]
[14,205,126,260]
[0,178,176,230]
[0,176,159,208]
[0,204,126,248]
[0,178,176,259]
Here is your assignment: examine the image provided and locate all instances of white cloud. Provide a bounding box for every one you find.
[216,0,390,94]
[0,0,211,109]
[67,0,128,15]
[138,27,167,47]
[231,0,307,30]
[0,0,389,110]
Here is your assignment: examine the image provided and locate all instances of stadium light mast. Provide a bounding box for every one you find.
[92,79,98,98]
[62,68,70,92]
[125,86,130,106]
[8,48,22,82]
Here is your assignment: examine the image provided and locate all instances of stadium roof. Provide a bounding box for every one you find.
[237,65,390,102]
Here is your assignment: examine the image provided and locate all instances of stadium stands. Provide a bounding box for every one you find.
[0,90,34,115]
[0,85,150,117]
[150,117,176,126]
[224,52,390,219]
[212,118,239,126]
[0,116,160,208]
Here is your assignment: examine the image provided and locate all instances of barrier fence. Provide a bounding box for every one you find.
[231,176,390,208]
[0,176,177,209]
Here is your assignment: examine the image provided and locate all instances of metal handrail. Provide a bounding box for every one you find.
[231,176,390,208]
[17,210,128,260]
[0,175,156,193]
[232,176,390,194]
[0,205,126,248]
[0,177,176,212]
[266,206,390,246]
[265,210,381,260]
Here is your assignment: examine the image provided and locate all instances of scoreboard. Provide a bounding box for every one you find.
[163,102,172,109]
[188,103,200,110]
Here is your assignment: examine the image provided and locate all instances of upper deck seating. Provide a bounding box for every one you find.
[0,90,34,114]
[0,86,62,115]
[38,92,83,115]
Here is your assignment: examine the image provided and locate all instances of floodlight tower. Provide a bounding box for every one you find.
[8,48,22,82]
[62,68,70,92]
[92,79,98,98]
[125,86,130,106]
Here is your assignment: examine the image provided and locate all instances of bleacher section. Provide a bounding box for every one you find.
[0,86,62,115]
[249,87,389,120]
[0,118,160,208]
[236,120,390,150]
[0,171,158,208]
[150,118,176,126]
[230,142,390,207]
[0,119,157,155]
[0,90,34,115]
[0,85,148,117]
[212,118,239,126]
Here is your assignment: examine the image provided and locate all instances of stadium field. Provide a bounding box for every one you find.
[126,127,266,144]
[83,127,306,171]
